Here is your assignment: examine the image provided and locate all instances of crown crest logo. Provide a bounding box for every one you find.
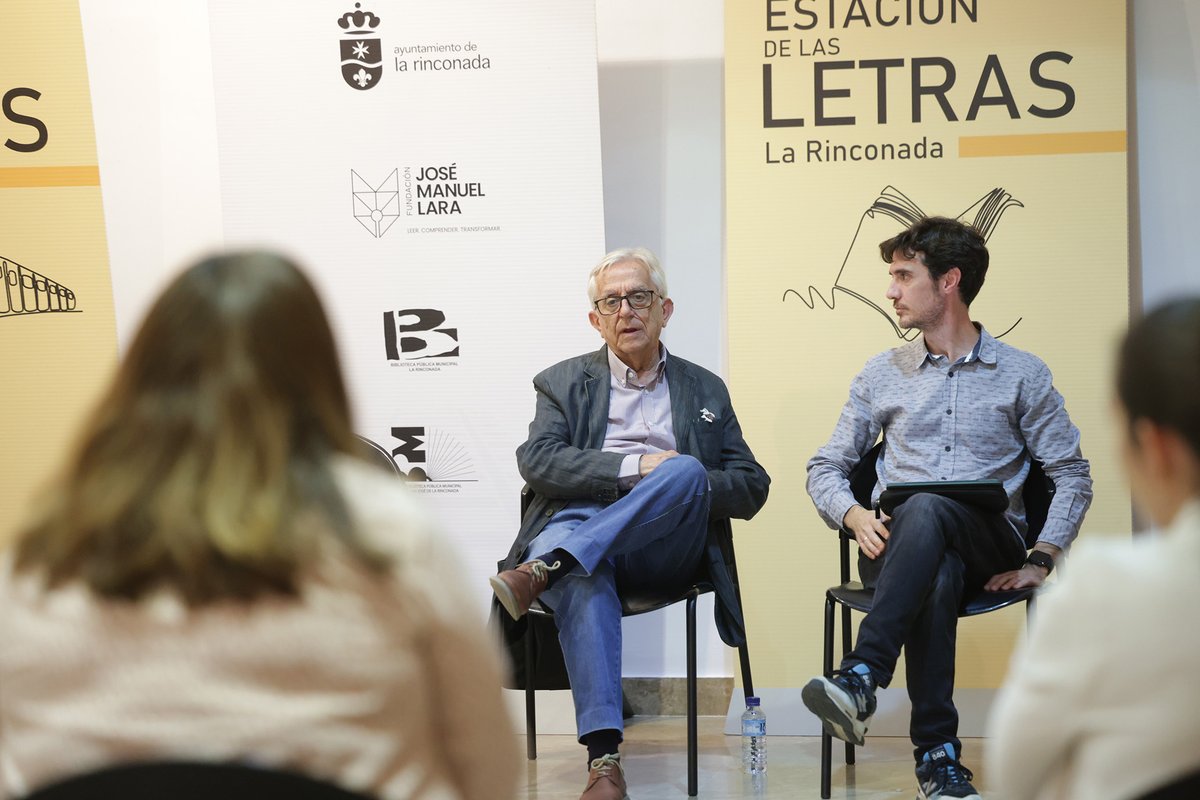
[338,3,381,35]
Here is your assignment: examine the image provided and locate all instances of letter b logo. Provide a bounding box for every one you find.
[384,309,459,360]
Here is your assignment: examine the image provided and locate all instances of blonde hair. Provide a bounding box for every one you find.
[16,251,384,605]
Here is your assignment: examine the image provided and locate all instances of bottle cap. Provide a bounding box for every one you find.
[746,696,760,706]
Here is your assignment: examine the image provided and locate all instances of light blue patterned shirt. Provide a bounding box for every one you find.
[806,326,1093,550]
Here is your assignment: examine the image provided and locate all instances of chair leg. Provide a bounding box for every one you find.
[525,623,537,761]
[737,641,755,701]
[821,595,834,800]
[839,604,855,766]
[687,593,699,797]
[840,604,853,658]
[728,548,755,700]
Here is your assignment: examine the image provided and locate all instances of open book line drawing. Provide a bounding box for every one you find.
[782,186,1024,340]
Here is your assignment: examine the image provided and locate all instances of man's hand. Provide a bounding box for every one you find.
[984,544,1061,591]
[843,505,891,560]
[984,564,1048,591]
[639,450,679,476]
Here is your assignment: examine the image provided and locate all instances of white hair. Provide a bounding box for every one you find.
[586,247,668,305]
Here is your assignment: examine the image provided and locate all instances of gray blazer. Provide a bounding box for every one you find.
[497,346,770,648]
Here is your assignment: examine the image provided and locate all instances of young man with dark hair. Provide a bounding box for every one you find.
[803,216,1093,800]
[879,216,990,306]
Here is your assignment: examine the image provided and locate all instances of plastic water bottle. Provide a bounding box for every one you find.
[741,696,766,774]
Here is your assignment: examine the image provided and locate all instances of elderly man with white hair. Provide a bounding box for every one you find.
[491,247,770,800]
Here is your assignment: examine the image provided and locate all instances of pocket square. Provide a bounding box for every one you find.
[699,407,716,424]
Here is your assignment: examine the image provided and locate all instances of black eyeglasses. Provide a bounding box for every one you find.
[593,290,658,316]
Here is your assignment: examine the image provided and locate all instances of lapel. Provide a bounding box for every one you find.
[582,347,610,450]
[668,354,697,454]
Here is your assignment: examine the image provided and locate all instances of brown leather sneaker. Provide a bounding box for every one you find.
[489,559,560,620]
[581,753,628,800]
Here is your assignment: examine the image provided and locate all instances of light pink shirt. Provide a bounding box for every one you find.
[0,459,518,800]
[602,346,676,488]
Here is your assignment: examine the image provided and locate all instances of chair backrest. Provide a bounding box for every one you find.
[1135,767,1200,799]
[1019,457,1055,548]
[847,441,884,509]
[22,761,376,800]
[356,435,403,477]
[839,442,883,583]
[520,483,534,518]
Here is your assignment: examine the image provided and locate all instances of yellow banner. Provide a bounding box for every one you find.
[726,1,1128,699]
[1,1,117,539]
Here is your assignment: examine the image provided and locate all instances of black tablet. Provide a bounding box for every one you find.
[878,480,1007,516]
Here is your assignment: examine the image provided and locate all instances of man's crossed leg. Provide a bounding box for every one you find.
[492,455,712,800]
[802,493,1025,800]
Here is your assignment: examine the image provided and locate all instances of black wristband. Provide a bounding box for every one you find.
[1025,551,1055,574]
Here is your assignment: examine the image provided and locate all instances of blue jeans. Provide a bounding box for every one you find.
[846,493,1026,761]
[526,455,711,739]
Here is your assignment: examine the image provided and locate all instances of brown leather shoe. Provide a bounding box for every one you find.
[489,559,560,620]
[581,754,628,800]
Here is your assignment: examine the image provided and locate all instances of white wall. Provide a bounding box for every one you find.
[80,0,224,343]
[594,0,731,679]
[1133,0,1200,308]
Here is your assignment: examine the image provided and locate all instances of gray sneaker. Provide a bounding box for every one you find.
[801,667,877,746]
[915,744,982,800]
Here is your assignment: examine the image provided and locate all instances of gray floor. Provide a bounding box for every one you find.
[519,716,993,799]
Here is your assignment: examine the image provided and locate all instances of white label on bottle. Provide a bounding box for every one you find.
[742,719,766,736]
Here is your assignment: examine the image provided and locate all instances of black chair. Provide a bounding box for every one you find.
[1137,767,1200,799]
[519,486,754,797]
[818,442,1055,799]
[21,761,376,800]
[355,435,403,477]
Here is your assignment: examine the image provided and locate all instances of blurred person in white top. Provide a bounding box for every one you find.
[0,251,517,800]
[987,297,1200,799]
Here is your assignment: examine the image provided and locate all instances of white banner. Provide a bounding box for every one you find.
[208,0,606,606]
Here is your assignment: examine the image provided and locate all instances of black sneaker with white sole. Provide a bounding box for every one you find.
[915,743,982,800]
[800,667,877,746]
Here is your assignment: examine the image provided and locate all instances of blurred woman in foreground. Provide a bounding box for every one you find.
[0,252,517,800]
[988,298,1200,799]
